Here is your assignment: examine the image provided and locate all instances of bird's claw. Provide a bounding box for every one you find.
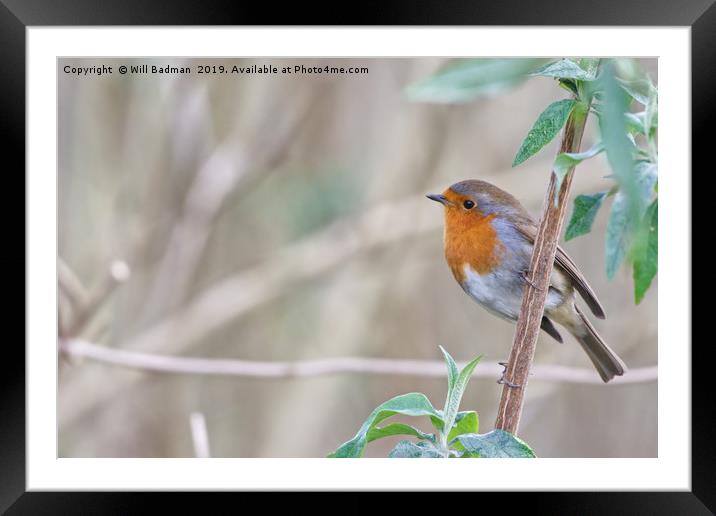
[520,270,544,291]
[497,377,521,388]
[497,360,521,388]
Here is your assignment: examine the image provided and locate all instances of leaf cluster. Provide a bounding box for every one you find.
[407,58,658,303]
[329,347,536,458]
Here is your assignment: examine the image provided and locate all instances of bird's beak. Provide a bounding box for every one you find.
[426,193,450,206]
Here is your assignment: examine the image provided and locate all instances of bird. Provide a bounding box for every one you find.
[427,179,626,383]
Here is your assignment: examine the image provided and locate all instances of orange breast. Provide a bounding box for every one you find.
[444,211,504,283]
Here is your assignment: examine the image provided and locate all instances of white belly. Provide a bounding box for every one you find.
[461,263,566,321]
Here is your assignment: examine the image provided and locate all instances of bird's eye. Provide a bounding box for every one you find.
[463,200,475,210]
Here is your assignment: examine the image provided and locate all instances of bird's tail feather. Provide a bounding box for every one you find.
[572,306,627,383]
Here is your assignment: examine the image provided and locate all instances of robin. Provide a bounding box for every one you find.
[427,179,626,383]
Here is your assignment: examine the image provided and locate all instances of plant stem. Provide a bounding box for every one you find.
[494,100,591,435]
[439,437,450,458]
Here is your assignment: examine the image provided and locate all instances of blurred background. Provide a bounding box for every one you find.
[58,57,657,458]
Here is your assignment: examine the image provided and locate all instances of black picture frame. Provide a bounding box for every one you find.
[3,1,708,513]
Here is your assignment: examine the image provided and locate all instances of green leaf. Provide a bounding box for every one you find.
[618,77,655,106]
[614,58,645,82]
[599,60,642,229]
[624,110,658,138]
[442,356,482,440]
[367,423,435,444]
[605,191,632,279]
[447,411,479,452]
[578,58,601,79]
[529,58,597,81]
[645,85,658,138]
[456,430,537,458]
[632,199,658,304]
[405,58,547,104]
[447,411,479,442]
[429,411,445,432]
[439,345,459,395]
[624,112,647,135]
[606,158,655,281]
[388,440,443,458]
[329,392,441,458]
[600,63,635,184]
[513,99,577,167]
[551,142,604,204]
[634,161,658,217]
[558,79,579,96]
[565,192,608,241]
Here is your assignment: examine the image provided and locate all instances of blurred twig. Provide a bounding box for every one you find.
[189,412,211,458]
[59,339,657,385]
[114,195,439,356]
[64,259,132,337]
[58,257,90,308]
[142,86,320,319]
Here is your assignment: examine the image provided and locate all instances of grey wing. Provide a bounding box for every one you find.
[554,245,605,319]
[514,220,606,320]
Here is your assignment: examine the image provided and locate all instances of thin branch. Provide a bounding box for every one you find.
[59,339,657,385]
[495,97,593,434]
[189,412,211,458]
[65,259,132,337]
[57,257,90,308]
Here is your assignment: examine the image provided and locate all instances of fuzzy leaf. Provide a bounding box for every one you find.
[600,64,635,185]
[558,79,579,96]
[645,86,658,138]
[529,58,597,81]
[578,58,601,79]
[632,199,658,304]
[634,161,658,217]
[513,99,577,167]
[447,411,479,442]
[447,411,479,452]
[565,192,608,241]
[605,191,631,279]
[600,61,642,231]
[439,345,459,395]
[456,430,537,458]
[405,58,547,104]
[388,440,443,458]
[618,77,655,106]
[329,393,440,458]
[624,112,647,134]
[551,142,604,204]
[367,423,435,444]
[442,355,482,439]
[429,411,445,432]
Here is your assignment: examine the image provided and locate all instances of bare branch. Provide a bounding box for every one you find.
[60,339,657,385]
[495,99,592,434]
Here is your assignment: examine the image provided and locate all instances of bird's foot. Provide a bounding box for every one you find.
[520,270,544,291]
[497,361,521,388]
